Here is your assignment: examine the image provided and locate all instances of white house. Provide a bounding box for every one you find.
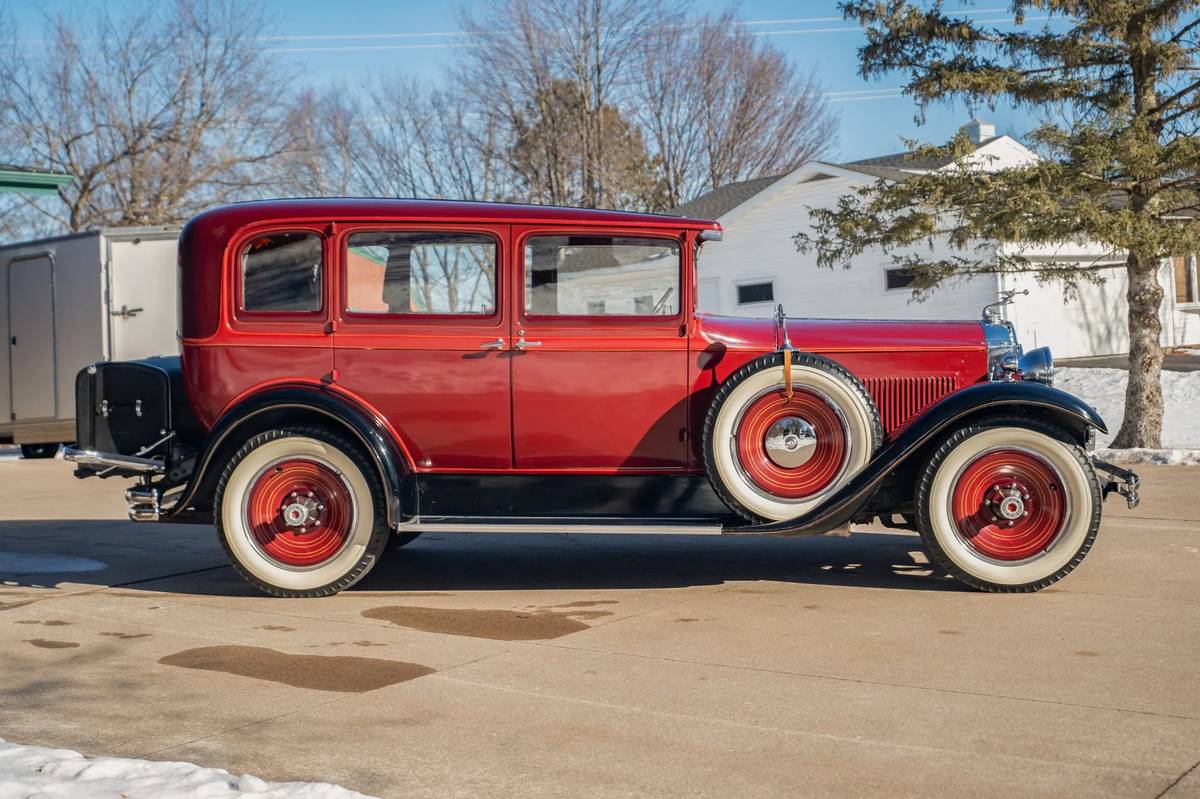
[677,119,1200,359]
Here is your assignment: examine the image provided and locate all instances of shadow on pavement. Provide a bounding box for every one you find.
[0,520,961,596]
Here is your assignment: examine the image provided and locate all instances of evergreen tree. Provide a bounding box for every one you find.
[795,1,1200,448]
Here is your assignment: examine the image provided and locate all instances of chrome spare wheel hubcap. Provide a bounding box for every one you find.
[763,416,818,468]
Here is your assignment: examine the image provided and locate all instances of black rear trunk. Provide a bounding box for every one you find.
[74,357,203,476]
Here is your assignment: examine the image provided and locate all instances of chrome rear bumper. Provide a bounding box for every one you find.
[63,447,165,474]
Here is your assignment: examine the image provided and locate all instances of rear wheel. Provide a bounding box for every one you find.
[214,427,390,598]
[915,418,1101,592]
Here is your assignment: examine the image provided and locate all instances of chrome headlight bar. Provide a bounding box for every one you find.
[983,321,1053,385]
[984,320,1022,380]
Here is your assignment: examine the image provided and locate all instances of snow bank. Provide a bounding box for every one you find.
[1054,367,1200,450]
[1094,448,1200,466]
[0,738,372,799]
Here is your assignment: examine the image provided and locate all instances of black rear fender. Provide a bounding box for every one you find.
[167,386,412,527]
[726,381,1106,535]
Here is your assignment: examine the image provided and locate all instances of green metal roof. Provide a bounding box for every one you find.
[0,164,73,196]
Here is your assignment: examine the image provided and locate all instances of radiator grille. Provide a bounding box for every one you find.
[864,375,960,437]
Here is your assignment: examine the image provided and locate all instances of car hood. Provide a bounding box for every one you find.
[696,313,986,353]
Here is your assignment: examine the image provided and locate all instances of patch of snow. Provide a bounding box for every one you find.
[1053,367,1200,449]
[0,738,373,798]
[0,552,108,575]
[1095,448,1200,466]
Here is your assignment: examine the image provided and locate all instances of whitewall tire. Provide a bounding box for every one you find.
[916,418,1101,592]
[704,352,883,522]
[214,427,390,597]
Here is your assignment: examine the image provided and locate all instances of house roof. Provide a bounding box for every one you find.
[671,174,787,220]
[669,135,1013,218]
[844,147,957,172]
[0,164,73,196]
[836,163,917,181]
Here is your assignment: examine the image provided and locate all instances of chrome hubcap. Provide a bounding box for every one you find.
[984,482,1030,525]
[281,492,322,531]
[763,416,817,468]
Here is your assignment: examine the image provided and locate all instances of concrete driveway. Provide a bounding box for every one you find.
[2,459,1199,798]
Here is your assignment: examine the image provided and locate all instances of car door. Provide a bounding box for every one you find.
[333,223,512,470]
[510,226,690,470]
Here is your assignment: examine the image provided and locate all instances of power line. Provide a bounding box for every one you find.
[254,8,1032,45]
[824,88,906,97]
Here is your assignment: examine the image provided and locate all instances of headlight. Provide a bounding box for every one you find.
[1018,346,1054,385]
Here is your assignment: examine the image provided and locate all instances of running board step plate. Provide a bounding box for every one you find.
[396,516,724,535]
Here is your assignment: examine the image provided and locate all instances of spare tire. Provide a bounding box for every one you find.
[703,351,883,523]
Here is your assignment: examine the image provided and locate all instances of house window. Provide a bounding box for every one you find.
[1174,254,1198,305]
[885,268,916,291]
[241,232,323,313]
[736,281,774,305]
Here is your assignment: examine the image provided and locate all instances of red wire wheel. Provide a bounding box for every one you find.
[733,388,847,499]
[244,458,355,568]
[950,449,1068,561]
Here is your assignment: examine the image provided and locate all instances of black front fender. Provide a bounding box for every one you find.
[725,380,1106,536]
[165,386,411,527]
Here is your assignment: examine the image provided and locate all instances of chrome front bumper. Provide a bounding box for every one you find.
[1093,456,1141,509]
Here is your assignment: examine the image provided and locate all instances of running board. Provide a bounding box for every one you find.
[396,516,724,535]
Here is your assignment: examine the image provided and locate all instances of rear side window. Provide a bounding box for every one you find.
[241,232,323,313]
[524,235,679,317]
[346,231,496,315]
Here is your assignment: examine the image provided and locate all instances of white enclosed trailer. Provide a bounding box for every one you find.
[0,226,180,455]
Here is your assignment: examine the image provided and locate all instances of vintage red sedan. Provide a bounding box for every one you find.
[66,198,1139,597]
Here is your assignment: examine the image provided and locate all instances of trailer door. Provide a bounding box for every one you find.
[108,236,180,361]
[8,255,56,421]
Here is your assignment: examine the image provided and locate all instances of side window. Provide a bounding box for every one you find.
[524,235,679,317]
[346,231,496,315]
[241,232,323,313]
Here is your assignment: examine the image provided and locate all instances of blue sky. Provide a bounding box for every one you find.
[11,0,1065,161]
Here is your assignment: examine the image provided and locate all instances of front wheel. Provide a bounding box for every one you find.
[916,418,1101,592]
[214,427,390,598]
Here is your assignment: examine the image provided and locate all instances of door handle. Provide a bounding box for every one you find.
[514,338,542,350]
[479,338,506,350]
[111,305,143,319]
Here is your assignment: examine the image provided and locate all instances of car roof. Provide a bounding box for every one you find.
[185,198,721,237]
